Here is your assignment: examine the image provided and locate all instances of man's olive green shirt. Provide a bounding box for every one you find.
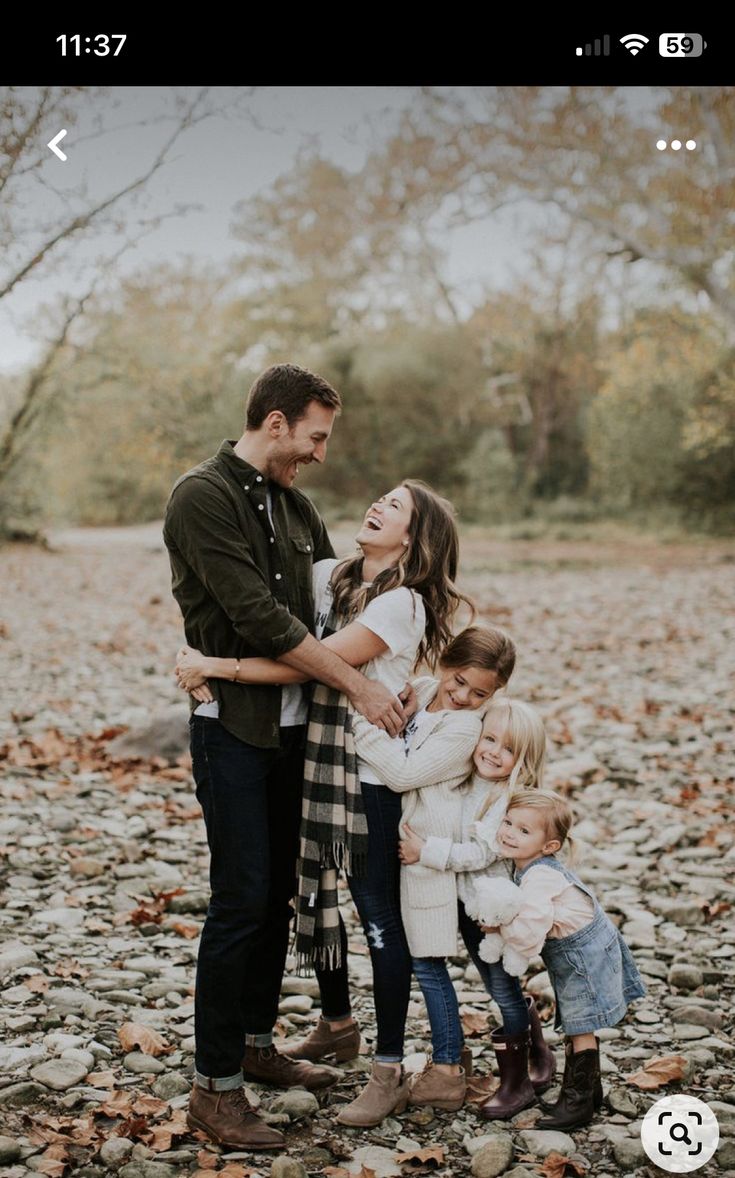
[163,440,334,748]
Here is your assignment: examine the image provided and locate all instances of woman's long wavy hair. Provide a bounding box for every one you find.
[329,479,474,670]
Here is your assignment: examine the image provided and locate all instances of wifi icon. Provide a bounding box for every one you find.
[620,33,650,55]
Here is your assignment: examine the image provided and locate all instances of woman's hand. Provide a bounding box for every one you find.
[175,645,211,690]
[190,683,215,704]
[398,822,425,865]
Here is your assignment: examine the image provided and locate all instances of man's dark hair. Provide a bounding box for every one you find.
[246,364,342,430]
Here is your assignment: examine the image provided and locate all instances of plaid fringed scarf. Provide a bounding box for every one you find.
[294,599,369,972]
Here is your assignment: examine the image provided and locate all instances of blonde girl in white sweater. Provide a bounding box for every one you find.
[354,694,550,1117]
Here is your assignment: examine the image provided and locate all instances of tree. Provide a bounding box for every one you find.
[363,87,735,337]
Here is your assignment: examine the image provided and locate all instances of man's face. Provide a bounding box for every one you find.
[266,402,336,487]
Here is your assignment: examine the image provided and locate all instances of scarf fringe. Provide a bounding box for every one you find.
[296,940,343,975]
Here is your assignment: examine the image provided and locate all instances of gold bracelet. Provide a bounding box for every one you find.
[232,659,241,682]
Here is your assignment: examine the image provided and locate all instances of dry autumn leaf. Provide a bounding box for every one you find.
[626,1054,688,1090]
[86,1070,116,1087]
[460,1009,490,1036]
[196,1149,219,1170]
[147,1110,190,1151]
[117,1022,172,1057]
[395,1145,446,1167]
[541,1151,587,1178]
[170,920,201,939]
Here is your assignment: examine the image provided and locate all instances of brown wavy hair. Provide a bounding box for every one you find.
[329,479,474,669]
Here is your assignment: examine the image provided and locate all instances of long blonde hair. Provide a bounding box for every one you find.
[476,698,547,819]
[330,479,474,669]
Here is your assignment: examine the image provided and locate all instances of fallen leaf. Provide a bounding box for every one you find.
[25,974,50,993]
[541,1151,587,1178]
[98,1090,135,1117]
[396,1145,445,1168]
[218,1166,259,1178]
[321,1169,351,1178]
[147,1109,189,1151]
[196,1150,219,1170]
[117,1022,172,1057]
[86,1070,116,1087]
[170,920,201,939]
[133,1096,169,1116]
[460,1009,490,1036]
[626,1054,688,1090]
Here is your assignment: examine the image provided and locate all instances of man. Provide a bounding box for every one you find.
[164,364,406,1151]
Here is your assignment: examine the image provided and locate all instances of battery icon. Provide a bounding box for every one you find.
[659,33,706,57]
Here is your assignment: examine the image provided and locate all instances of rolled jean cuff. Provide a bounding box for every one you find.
[244,1032,273,1048]
[375,1053,402,1064]
[195,1070,242,1091]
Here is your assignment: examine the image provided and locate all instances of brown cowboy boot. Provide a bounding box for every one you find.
[538,1038,603,1113]
[336,1061,409,1127]
[282,1016,361,1063]
[479,1029,537,1120]
[187,1084,284,1150]
[525,996,556,1093]
[537,1038,602,1129]
[408,1062,466,1111]
[241,1043,340,1091]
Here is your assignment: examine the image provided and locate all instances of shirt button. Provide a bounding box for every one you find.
[244,484,249,491]
[306,544,311,551]
[275,573,282,580]
[256,475,263,482]
[258,504,264,511]
[269,536,275,543]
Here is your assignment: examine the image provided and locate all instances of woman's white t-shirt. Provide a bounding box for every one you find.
[312,558,426,784]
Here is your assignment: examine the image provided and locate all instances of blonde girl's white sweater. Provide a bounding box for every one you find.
[419,778,513,921]
[350,678,483,958]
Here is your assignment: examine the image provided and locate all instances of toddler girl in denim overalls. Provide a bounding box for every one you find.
[489,787,646,1129]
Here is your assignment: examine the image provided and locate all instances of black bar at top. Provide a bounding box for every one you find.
[0,26,731,84]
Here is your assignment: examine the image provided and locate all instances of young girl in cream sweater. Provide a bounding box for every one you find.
[352,680,551,1118]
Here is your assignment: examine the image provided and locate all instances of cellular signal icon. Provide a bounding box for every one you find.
[576,35,610,56]
[620,33,650,55]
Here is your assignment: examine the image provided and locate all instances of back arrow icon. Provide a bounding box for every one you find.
[48,130,68,161]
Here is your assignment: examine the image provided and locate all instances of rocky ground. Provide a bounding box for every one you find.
[0,523,734,1178]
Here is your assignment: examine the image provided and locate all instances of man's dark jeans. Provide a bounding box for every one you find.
[190,716,305,1080]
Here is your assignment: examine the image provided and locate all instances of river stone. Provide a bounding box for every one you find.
[0,1081,46,1107]
[470,1134,514,1178]
[0,1137,22,1165]
[269,1088,319,1119]
[670,1023,709,1040]
[152,1072,191,1099]
[280,977,321,998]
[0,944,39,977]
[118,1164,179,1178]
[69,857,106,878]
[518,1129,576,1157]
[464,1135,501,1156]
[31,1058,89,1090]
[347,1146,402,1177]
[124,1051,167,1074]
[106,707,189,763]
[31,906,85,929]
[61,1048,96,1070]
[270,1160,308,1178]
[99,1138,135,1166]
[612,1137,646,1168]
[674,1005,723,1029]
[667,964,703,990]
[278,994,313,1014]
[607,1087,639,1117]
[45,986,102,1018]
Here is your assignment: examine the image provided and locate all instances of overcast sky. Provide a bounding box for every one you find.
[0,86,663,373]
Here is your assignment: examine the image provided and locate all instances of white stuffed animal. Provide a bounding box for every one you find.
[469,877,530,978]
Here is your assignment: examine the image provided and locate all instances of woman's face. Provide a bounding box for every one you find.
[355,485,414,559]
[434,664,499,712]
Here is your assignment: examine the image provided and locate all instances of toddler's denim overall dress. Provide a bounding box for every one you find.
[514,856,646,1035]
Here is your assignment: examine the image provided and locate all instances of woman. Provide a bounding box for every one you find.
[176,479,472,1126]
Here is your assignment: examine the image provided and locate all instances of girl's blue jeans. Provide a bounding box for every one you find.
[412,899,529,1062]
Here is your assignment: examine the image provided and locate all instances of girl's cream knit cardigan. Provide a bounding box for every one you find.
[351,678,504,957]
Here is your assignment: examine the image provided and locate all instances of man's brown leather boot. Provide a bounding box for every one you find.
[241,1043,340,1090]
[187,1084,284,1150]
[282,1016,361,1063]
